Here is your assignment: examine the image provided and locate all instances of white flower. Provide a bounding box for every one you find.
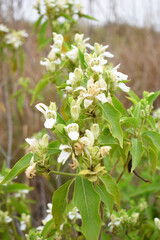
[154,218,160,230]
[66,45,78,62]
[68,207,81,220]
[117,82,130,92]
[35,103,57,129]
[84,99,93,109]
[96,93,108,104]
[91,124,99,139]
[25,138,39,153]
[58,145,72,164]
[0,24,9,33]
[85,130,94,148]
[65,123,79,141]
[42,203,53,225]
[130,212,139,224]
[111,64,130,92]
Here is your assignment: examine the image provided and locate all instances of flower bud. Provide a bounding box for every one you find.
[154,218,160,230]
[91,124,99,139]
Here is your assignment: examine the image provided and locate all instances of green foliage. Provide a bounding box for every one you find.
[73,177,101,240]
[52,179,74,229]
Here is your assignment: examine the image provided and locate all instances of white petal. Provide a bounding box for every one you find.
[84,99,93,109]
[42,214,53,225]
[68,212,75,220]
[35,103,48,114]
[57,150,71,164]
[59,144,72,150]
[44,118,56,129]
[74,86,87,92]
[96,93,108,104]
[68,131,79,141]
[85,43,94,50]
[91,65,103,73]
[103,51,114,58]
[118,82,130,92]
[25,138,36,146]
[85,130,94,147]
[20,222,27,231]
[116,72,128,80]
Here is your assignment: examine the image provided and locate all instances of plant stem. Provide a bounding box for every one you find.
[51,170,79,177]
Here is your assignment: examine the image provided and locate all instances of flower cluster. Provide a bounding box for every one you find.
[0,24,28,49]
[34,0,83,36]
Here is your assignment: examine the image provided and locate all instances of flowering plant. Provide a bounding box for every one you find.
[1,1,160,240]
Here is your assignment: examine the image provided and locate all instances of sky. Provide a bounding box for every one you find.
[13,0,160,31]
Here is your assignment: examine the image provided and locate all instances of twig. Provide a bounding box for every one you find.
[109,158,119,176]
[116,154,131,184]
[133,170,151,183]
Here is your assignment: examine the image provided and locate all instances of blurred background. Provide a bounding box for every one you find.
[1,0,160,223]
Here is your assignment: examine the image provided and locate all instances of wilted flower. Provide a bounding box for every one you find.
[100,146,111,158]
[25,157,37,179]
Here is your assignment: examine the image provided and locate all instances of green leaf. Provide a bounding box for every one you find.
[141,131,160,151]
[79,13,98,21]
[95,184,114,215]
[17,94,25,115]
[112,96,127,117]
[130,138,143,172]
[37,20,49,46]
[99,174,120,211]
[146,91,160,105]
[148,147,157,176]
[146,116,156,131]
[78,49,86,69]
[133,102,141,123]
[57,113,66,125]
[1,153,32,185]
[41,219,55,237]
[48,140,60,156]
[31,74,51,105]
[100,102,123,147]
[33,15,44,33]
[127,90,140,104]
[52,179,74,229]
[73,177,101,240]
[120,117,139,129]
[38,37,52,50]
[7,183,33,192]
[99,134,118,145]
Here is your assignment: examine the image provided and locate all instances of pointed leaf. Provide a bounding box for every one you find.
[148,147,157,176]
[99,102,123,147]
[142,131,160,151]
[130,138,143,172]
[99,174,120,210]
[31,74,51,105]
[73,177,101,240]
[112,96,127,117]
[95,184,114,215]
[52,179,74,229]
